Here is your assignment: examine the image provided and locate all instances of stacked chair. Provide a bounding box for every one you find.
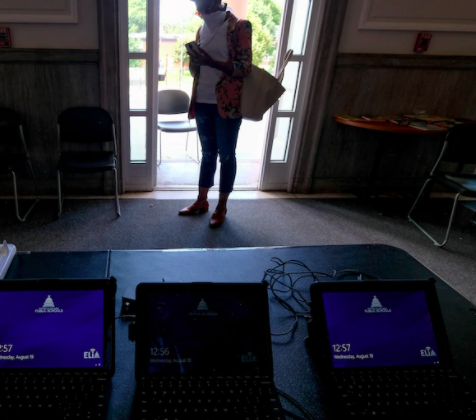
[0,107,39,221]
[56,107,121,217]
[408,124,476,247]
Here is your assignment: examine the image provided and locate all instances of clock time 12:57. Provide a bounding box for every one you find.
[332,344,350,353]
[0,345,13,353]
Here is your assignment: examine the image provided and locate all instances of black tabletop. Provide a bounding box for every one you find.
[5,245,476,419]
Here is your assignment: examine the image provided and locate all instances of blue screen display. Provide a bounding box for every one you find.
[147,293,265,374]
[322,291,441,368]
[0,290,104,369]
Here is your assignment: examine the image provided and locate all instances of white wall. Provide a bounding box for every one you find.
[0,0,98,49]
[339,0,476,55]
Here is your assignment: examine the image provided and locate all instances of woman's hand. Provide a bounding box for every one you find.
[188,47,234,76]
[188,47,215,68]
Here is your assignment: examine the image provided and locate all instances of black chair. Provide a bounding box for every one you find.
[157,90,199,165]
[0,107,39,221]
[408,124,476,247]
[57,107,121,217]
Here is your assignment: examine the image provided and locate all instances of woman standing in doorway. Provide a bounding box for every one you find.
[178,0,252,228]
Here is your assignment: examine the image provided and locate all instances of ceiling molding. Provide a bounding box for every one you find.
[359,0,476,32]
[0,0,78,24]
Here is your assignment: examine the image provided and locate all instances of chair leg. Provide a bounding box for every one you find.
[12,171,21,222]
[408,179,461,247]
[158,131,162,166]
[113,166,121,217]
[57,170,63,217]
[440,193,462,247]
[11,170,39,222]
[186,131,200,164]
[408,179,432,221]
[27,160,40,198]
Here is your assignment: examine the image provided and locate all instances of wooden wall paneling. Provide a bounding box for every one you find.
[385,70,423,114]
[336,54,476,70]
[0,49,101,196]
[373,133,442,178]
[348,68,398,117]
[367,69,445,188]
[428,70,460,114]
[446,70,476,118]
[315,66,379,182]
[0,50,99,63]
[310,54,476,193]
[314,122,378,185]
[328,67,365,117]
[410,70,450,114]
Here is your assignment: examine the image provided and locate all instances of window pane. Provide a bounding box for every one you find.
[271,118,293,162]
[158,0,198,90]
[287,0,311,55]
[278,62,301,112]
[130,116,147,162]
[129,59,147,110]
[129,0,147,52]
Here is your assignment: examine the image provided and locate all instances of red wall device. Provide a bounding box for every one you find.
[414,33,432,53]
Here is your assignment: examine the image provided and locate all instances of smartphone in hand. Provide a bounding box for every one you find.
[185,41,200,57]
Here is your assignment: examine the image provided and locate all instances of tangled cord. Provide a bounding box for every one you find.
[277,388,317,420]
[262,257,380,336]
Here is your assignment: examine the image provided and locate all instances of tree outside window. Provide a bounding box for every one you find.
[128,0,283,72]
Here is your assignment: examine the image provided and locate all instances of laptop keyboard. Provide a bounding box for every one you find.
[0,371,109,420]
[137,375,285,420]
[329,368,476,419]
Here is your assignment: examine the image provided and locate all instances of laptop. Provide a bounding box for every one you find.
[0,278,116,420]
[134,282,286,420]
[307,279,476,419]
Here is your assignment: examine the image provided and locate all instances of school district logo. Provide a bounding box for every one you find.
[364,296,391,313]
[420,346,437,357]
[84,348,101,359]
[189,298,217,316]
[241,352,257,363]
[35,295,64,313]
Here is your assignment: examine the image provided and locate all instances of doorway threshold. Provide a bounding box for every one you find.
[154,185,259,191]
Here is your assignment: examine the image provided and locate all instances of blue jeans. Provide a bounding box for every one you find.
[195,103,242,193]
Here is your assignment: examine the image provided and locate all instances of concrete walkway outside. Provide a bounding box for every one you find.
[156,116,268,190]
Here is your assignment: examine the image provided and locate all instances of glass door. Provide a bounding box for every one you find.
[120,0,159,191]
[119,0,322,192]
[259,0,323,191]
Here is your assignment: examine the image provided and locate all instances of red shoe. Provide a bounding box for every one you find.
[178,200,209,216]
[209,209,227,228]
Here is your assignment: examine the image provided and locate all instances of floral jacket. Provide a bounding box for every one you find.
[188,12,252,120]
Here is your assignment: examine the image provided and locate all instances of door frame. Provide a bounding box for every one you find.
[113,0,349,193]
[118,0,159,192]
[259,0,326,191]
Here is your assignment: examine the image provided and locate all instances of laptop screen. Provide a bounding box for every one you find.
[322,290,441,368]
[0,290,105,369]
[137,285,272,376]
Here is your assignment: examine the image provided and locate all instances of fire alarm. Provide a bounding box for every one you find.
[0,27,12,48]
[414,33,432,53]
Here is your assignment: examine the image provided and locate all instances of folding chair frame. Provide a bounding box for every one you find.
[57,120,121,218]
